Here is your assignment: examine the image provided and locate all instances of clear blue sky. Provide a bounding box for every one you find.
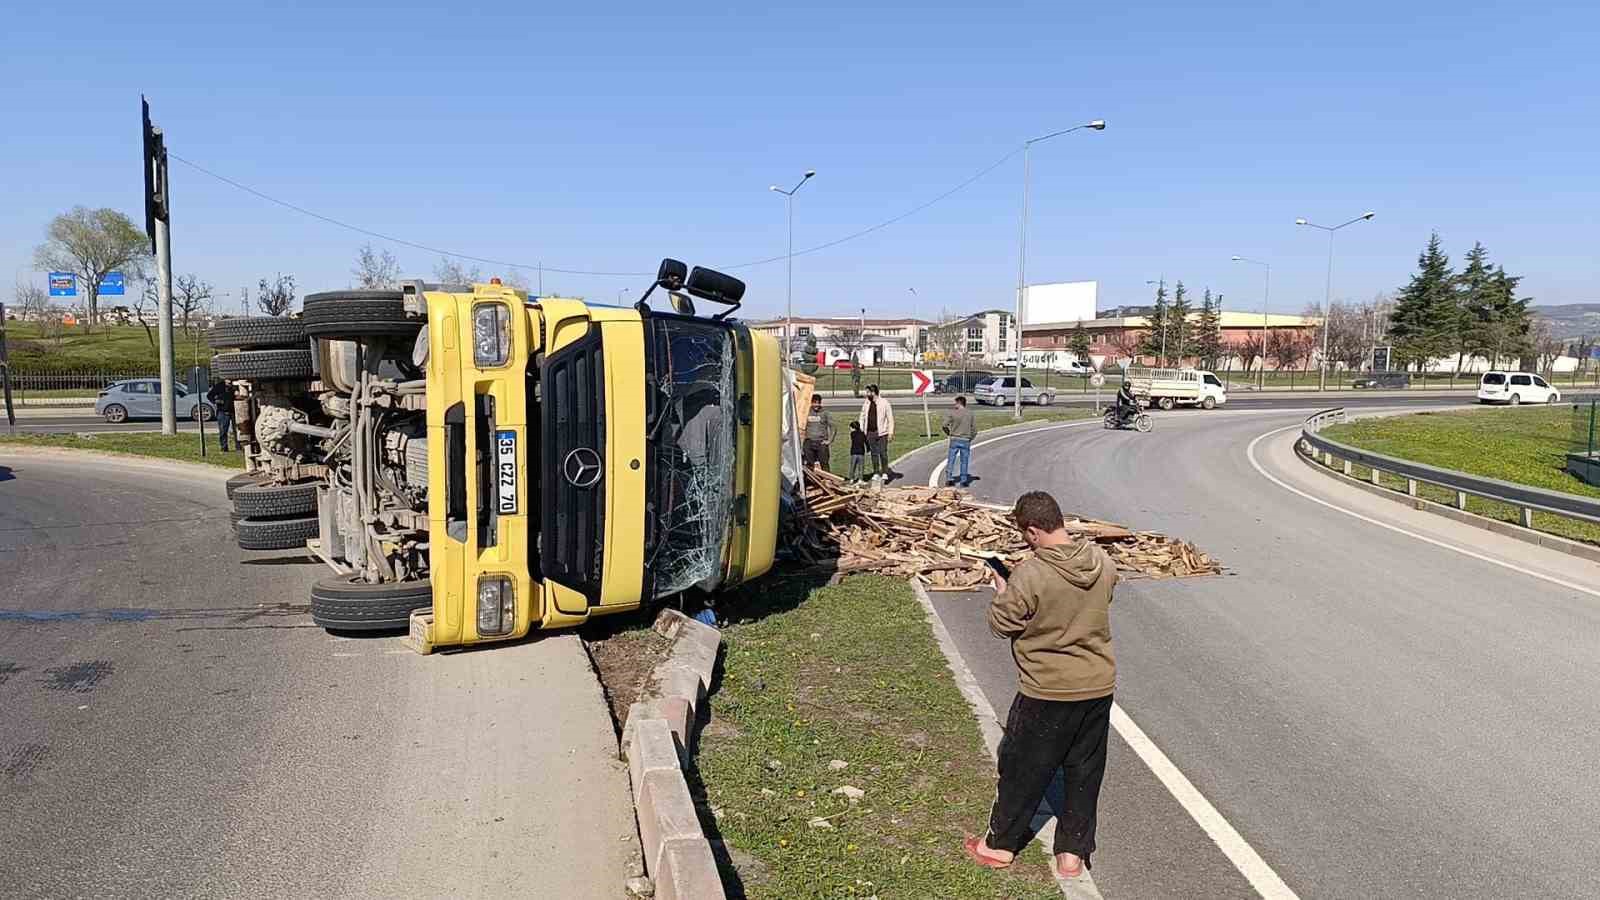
[3,1,1596,321]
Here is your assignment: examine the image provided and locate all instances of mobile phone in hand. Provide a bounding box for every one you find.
[983,557,1011,579]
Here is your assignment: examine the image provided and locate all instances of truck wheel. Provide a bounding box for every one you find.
[1158,396,1175,411]
[1201,396,1216,410]
[302,291,422,338]
[211,349,315,382]
[208,316,306,350]
[310,575,432,632]
[233,480,318,518]
[235,515,318,551]
[225,472,265,499]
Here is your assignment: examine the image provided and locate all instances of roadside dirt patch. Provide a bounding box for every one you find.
[582,619,672,735]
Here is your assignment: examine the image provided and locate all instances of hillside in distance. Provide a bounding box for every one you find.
[1533,303,1600,341]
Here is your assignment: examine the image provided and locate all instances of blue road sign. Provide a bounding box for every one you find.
[99,272,126,295]
[1591,346,1600,360]
[48,273,77,297]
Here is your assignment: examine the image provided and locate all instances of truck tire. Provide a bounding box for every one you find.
[302,291,422,338]
[211,349,314,382]
[208,316,306,350]
[1201,396,1216,410]
[225,472,265,499]
[1157,396,1175,411]
[233,480,318,518]
[310,575,432,632]
[235,515,318,551]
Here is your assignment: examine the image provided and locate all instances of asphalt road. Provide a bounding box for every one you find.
[898,409,1600,899]
[0,451,634,899]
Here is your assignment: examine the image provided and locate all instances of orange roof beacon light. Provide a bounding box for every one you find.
[489,277,502,285]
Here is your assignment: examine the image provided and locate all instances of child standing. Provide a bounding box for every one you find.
[848,421,868,482]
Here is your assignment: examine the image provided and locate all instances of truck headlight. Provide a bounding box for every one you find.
[472,303,511,367]
[476,575,515,636]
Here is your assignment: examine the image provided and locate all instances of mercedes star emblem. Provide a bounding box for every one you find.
[562,447,604,489]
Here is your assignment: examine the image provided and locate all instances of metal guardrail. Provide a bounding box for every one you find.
[1300,407,1600,530]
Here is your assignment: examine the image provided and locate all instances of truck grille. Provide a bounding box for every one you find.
[540,326,606,601]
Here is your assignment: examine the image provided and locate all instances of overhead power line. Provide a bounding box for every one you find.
[170,145,1025,278]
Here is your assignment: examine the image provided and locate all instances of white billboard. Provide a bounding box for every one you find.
[1021,280,1097,325]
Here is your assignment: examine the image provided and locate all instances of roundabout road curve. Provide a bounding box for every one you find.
[0,451,632,900]
[898,409,1600,899]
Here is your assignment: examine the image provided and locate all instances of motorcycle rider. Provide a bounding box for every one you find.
[1114,380,1139,426]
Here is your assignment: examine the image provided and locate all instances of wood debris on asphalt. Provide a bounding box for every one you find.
[788,467,1223,590]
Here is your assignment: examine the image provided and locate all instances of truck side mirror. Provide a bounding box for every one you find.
[657,259,688,291]
[669,292,695,317]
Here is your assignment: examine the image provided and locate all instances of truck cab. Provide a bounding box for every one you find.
[415,274,782,648]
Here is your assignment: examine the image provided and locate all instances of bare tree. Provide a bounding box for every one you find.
[174,274,214,335]
[1530,318,1563,374]
[1105,328,1142,368]
[135,280,158,345]
[433,257,483,285]
[501,267,530,292]
[924,310,971,372]
[1267,328,1309,372]
[14,282,49,324]
[32,206,149,329]
[1234,332,1265,374]
[352,244,401,289]
[257,274,296,317]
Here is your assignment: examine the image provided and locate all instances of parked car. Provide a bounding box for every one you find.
[95,379,215,423]
[1477,371,1561,405]
[933,371,994,394]
[973,375,1058,406]
[1351,372,1411,389]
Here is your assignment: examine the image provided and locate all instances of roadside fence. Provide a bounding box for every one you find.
[1301,407,1600,538]
[1574,399,1598,458]
[5,372,147,404]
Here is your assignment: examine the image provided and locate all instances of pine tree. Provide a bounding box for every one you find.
[1067,320,1093,367]
[1388,233,1456,369]
[1168,281,1193,364]
[1455,242,1494,372]
[1194,288,1224,370]
[1487,266,1532,366]
[1137,282,1170,364]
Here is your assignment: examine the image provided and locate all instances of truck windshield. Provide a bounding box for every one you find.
[644,317,739,596]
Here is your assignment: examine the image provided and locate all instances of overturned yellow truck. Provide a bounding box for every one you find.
[213,260,781,650]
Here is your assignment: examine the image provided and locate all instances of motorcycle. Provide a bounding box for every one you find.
[1104,406,1154,433]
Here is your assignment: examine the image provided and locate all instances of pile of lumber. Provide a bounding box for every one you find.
[789,467,1222,590]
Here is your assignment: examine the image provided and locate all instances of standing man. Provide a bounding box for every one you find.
[206,378,238,452]
[941,395,977,488]
[801,394,836,472]
[856,383,898,481]
[963,490,1118,880]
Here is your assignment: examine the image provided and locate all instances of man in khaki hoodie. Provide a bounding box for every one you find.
[963,490,1117,880]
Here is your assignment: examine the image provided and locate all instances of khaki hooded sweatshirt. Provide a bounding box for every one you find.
[987,539,1117,702]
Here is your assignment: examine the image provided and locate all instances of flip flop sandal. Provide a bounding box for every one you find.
[962,835,1013,870]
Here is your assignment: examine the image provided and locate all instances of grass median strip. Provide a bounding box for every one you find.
[1319,405,1600,545]
[0,433,245,468]
[696,574,1059,899]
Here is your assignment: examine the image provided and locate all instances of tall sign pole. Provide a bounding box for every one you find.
[0,301,15,434]
[144,96,177,436]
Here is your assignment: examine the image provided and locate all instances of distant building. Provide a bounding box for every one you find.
[747,316,934,365]
[1023,311,1323,369]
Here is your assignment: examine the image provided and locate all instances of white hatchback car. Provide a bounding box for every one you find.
[1477,371,1560,405]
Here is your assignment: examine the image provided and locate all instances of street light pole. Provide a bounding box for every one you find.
[907,287,918,364]
[770,170,816,365]
[1014,119,1105,420]
[1296,211,1374,390]
[1231,256,1271,389]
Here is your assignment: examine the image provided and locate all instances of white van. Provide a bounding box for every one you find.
[1477,371,1560,405]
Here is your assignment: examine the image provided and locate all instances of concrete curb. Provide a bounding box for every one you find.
[1294,440,1600,565]
[618,608,727,900]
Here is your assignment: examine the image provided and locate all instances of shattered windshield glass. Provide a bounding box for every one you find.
[646,318,738,595]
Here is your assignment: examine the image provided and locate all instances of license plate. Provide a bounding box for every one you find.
[495,429,517,515]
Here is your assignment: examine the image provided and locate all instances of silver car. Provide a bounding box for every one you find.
[94,379,215,424]
[972,375,1058,406]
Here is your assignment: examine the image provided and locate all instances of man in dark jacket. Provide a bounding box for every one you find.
[963,490,1117,880]
[206,380,238,451]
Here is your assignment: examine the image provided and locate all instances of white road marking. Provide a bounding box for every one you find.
[1246,425,1600,601]
[1110,705,1299,899]
[915,416,1302,898]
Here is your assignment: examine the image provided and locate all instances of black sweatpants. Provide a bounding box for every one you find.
[987,692,1112,864]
